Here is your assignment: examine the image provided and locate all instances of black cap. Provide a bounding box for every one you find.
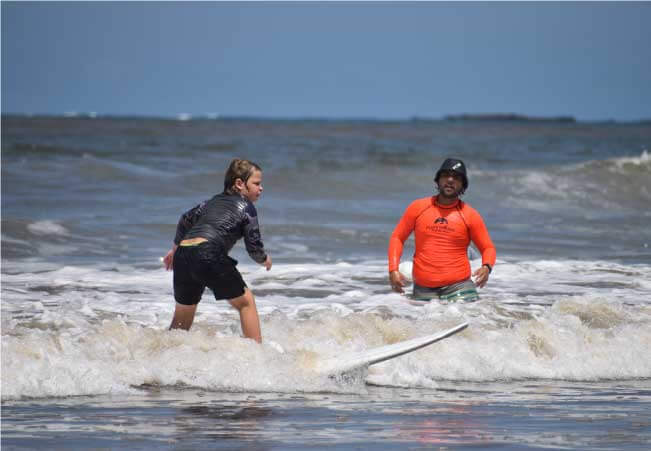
[435,158,468,190]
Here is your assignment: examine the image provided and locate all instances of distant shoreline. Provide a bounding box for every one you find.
[2,112,649,124]
[441,113,576,123]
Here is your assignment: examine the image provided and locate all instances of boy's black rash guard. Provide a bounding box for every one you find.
[173,193,267,264]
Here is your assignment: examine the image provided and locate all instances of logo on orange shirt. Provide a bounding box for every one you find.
[427,217,453,233]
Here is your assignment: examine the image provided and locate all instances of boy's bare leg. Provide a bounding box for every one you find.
[228,288,262,343]
[169,302,198,330]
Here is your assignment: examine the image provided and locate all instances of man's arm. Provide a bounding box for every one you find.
[388,202,420,292]
[467,209,496,288]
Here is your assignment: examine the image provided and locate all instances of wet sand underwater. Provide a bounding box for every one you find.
[3,380,650,450]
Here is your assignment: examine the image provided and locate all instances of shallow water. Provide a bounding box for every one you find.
[2,116,651,448]
[3,382,650,450]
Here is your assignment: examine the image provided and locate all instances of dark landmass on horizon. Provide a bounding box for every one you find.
[441,113,576,123]
[2,112,650,124]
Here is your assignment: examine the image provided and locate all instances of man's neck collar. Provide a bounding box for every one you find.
[434,195,460,208]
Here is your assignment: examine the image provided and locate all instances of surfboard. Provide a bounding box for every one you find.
[316,321,468,375]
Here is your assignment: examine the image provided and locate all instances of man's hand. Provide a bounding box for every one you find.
[472,265,491,288]
[163,245,177,271]
[389,270,407,293]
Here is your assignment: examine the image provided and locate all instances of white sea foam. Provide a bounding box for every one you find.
[2,258,650,400]
[27,220,69,236]
[609,149,650,170]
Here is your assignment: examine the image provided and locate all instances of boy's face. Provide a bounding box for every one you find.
[238,169,263,202]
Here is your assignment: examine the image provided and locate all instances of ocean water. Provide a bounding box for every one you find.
[2,115,651,449]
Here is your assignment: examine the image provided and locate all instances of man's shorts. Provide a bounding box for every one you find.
[173,241,247,305]
[412,279,479,303]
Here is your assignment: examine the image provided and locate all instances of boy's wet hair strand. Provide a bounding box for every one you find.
[223,159,262,194]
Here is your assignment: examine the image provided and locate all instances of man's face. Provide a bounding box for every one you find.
[437,170,463,197]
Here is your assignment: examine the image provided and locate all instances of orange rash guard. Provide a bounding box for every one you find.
[388,196,496,288]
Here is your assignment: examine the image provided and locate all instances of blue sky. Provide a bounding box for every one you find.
[2,2,650,121]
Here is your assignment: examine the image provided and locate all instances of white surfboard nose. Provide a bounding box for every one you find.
[315,322,469,376]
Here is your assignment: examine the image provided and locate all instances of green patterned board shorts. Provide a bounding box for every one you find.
[412,279,479,303]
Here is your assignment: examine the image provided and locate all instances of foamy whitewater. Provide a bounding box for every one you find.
[2,116,650,448]
[3,257,651,400]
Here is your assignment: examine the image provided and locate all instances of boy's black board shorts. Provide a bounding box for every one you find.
[173,242,247,305]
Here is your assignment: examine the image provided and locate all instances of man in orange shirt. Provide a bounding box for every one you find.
[388,158,496,302]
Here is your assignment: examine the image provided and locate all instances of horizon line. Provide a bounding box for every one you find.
[2,111,650,124]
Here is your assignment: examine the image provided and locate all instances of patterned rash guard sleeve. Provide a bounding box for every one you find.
[173,202,206,245]
[242,202,267,264]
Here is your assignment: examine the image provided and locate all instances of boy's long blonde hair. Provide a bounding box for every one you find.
[223,158,262,195]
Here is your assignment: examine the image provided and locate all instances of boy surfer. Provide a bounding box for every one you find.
[163,159,271,342]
